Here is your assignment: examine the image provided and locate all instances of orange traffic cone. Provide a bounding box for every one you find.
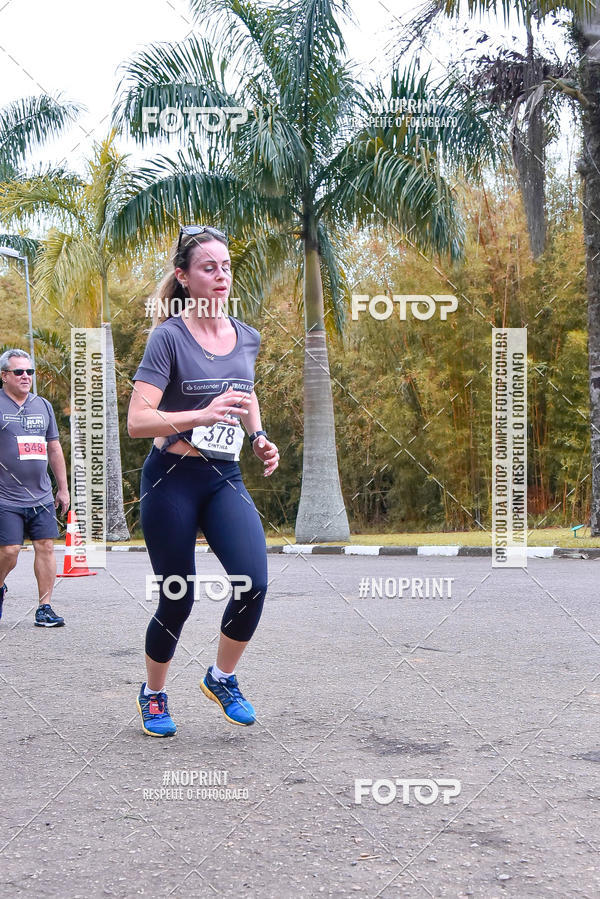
[58,510,97,577]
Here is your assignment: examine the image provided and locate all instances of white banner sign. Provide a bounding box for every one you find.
[70,328,106,568]
[492,329,527,568]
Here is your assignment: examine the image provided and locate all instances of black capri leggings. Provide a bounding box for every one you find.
[140,446,268,663]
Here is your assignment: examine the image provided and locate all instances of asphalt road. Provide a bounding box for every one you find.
[2,552,599,898]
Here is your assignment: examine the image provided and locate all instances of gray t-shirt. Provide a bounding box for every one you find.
[134,315,261,456]
[0,390,59,508]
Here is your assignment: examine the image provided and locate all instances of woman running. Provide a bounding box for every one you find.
[128,225,279,736]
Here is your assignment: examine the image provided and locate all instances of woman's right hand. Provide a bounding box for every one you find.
[198,388,251,427]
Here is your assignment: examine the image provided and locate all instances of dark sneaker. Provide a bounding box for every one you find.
[200,666,255,726]
[136,684,177,737]
[0,583,6,620]
[34,603,65,627]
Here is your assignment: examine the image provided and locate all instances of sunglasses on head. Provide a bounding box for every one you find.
[7,368,35,376]
[177,225,228,256]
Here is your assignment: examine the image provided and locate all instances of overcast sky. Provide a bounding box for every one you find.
[0,0,577,172]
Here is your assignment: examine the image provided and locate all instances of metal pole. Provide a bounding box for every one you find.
[22,255,37,394]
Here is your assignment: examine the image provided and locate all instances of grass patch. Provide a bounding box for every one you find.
[72,527,600,549]
[266,528,600,548]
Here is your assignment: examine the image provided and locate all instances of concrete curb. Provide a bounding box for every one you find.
[48,544,600,558]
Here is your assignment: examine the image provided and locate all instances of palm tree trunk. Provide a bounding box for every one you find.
[577,12,600,533]
[295,221,350,542]
[512,25,546,259]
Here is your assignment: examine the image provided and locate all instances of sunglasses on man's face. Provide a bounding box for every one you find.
[7,368,35,376]
[177,225,228,255]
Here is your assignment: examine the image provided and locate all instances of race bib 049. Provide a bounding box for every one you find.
[190,423,244,461]
[16,435,47,460]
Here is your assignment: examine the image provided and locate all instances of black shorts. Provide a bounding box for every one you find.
[0,503,59,545]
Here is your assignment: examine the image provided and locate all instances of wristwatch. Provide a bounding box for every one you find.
[249,430,268,444]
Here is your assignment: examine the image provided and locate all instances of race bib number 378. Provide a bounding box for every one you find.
[191,423,244,461]
[16,435,47,460]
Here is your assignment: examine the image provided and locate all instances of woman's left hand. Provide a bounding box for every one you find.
[252,436,279,477]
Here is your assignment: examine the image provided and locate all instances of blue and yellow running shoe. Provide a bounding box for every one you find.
[200,666,255,726]
[136,684,177,737]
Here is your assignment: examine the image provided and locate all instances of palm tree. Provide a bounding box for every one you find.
[0,94,79,259]
[0,134,131,540]
[112,0,496,541]
[467,40,569,259]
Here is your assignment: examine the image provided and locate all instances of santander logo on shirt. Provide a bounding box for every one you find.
[181,379,252,396]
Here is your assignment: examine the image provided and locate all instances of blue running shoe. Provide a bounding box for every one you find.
[34,603,64,627]
[136,685,177,737]
[200,666,255,726]
[0,583,6,621]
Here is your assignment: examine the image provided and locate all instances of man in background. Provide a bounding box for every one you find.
[0,349,69,626]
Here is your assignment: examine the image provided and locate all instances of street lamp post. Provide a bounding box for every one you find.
[0,246,37,394]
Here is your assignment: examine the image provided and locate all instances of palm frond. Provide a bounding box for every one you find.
[31,327,71,403]
[441,0,594,25]
[228,228,298,316]
[0,168,86,232]
[317,133,464,258]
[113,35,243,143]
[0,94,80,167]
[363,65,498,176]
[317,223,350,334]
[0,233,40,263]
[34,228,102,325]
[233,105,308,193]
[269,0,359,157]
[110,153,291,248]
[32,326,70,358]
[190,0,283,91]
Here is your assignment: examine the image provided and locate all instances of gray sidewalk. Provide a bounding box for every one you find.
[2,553,599,897]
